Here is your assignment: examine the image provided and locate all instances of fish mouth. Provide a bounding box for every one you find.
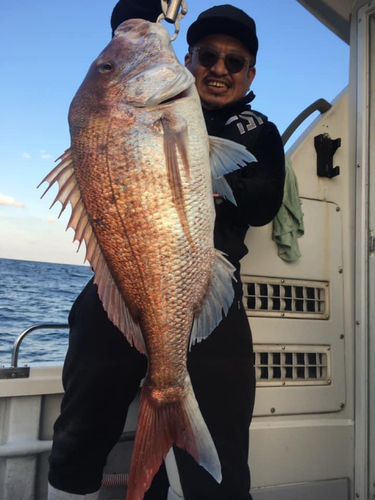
[139,67,195,108]
[158,85,193,106]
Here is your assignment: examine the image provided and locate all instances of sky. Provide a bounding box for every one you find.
[0,0,350,265]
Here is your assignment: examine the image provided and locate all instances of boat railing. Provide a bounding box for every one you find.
[0,323,69,379]
[281,98,332,146]
[0,322,137,490]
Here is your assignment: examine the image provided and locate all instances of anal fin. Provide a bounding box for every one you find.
[189,250,236,349]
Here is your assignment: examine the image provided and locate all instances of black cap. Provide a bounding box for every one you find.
[111,0,162,36]
[187,4,258,63]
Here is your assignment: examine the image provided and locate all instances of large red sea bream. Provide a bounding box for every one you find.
[39,19,256,500]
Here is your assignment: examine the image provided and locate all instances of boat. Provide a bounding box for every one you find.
[1,0,373,498]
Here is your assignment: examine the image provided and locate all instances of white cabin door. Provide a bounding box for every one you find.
[355,3,375,499]
[368,9,375,500]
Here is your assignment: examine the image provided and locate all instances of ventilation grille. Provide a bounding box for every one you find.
[242,276,329,319]
[254,345,331,387]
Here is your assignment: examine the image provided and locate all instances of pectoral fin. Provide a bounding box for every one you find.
[162,115,193,245]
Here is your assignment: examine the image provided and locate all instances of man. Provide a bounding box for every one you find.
[48,2,285,500]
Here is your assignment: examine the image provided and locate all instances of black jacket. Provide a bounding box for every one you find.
[205,92,285,294]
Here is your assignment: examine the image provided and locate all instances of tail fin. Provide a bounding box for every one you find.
[126,377,221,500]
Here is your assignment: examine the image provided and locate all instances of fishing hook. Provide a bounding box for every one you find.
[157,0,188,41]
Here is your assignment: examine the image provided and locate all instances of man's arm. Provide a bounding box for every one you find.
[226,120,286,227]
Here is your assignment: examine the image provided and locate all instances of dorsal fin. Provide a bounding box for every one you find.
[38,148,146,355]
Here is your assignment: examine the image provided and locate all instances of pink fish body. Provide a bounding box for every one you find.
[39,19,256,500]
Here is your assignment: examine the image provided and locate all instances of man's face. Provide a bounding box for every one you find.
[185,34,256,110]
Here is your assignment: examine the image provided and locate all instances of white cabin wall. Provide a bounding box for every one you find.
[350,2,375,498]
[0,368,63,500]
[242,85,356,493]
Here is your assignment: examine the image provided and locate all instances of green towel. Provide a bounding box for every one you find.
[272,156,304,262]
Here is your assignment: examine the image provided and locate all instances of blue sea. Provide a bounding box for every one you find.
[0,258,93,367]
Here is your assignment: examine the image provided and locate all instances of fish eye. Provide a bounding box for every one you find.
[97,62,114,74]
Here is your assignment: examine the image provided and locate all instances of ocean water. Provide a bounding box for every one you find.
[0,258,92,367]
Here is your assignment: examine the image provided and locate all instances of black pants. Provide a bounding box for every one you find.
[49,278,256,499]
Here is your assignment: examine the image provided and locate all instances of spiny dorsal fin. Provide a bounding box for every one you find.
[38,148,146,355]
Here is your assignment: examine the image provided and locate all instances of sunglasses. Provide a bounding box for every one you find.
[190,46,253,74]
